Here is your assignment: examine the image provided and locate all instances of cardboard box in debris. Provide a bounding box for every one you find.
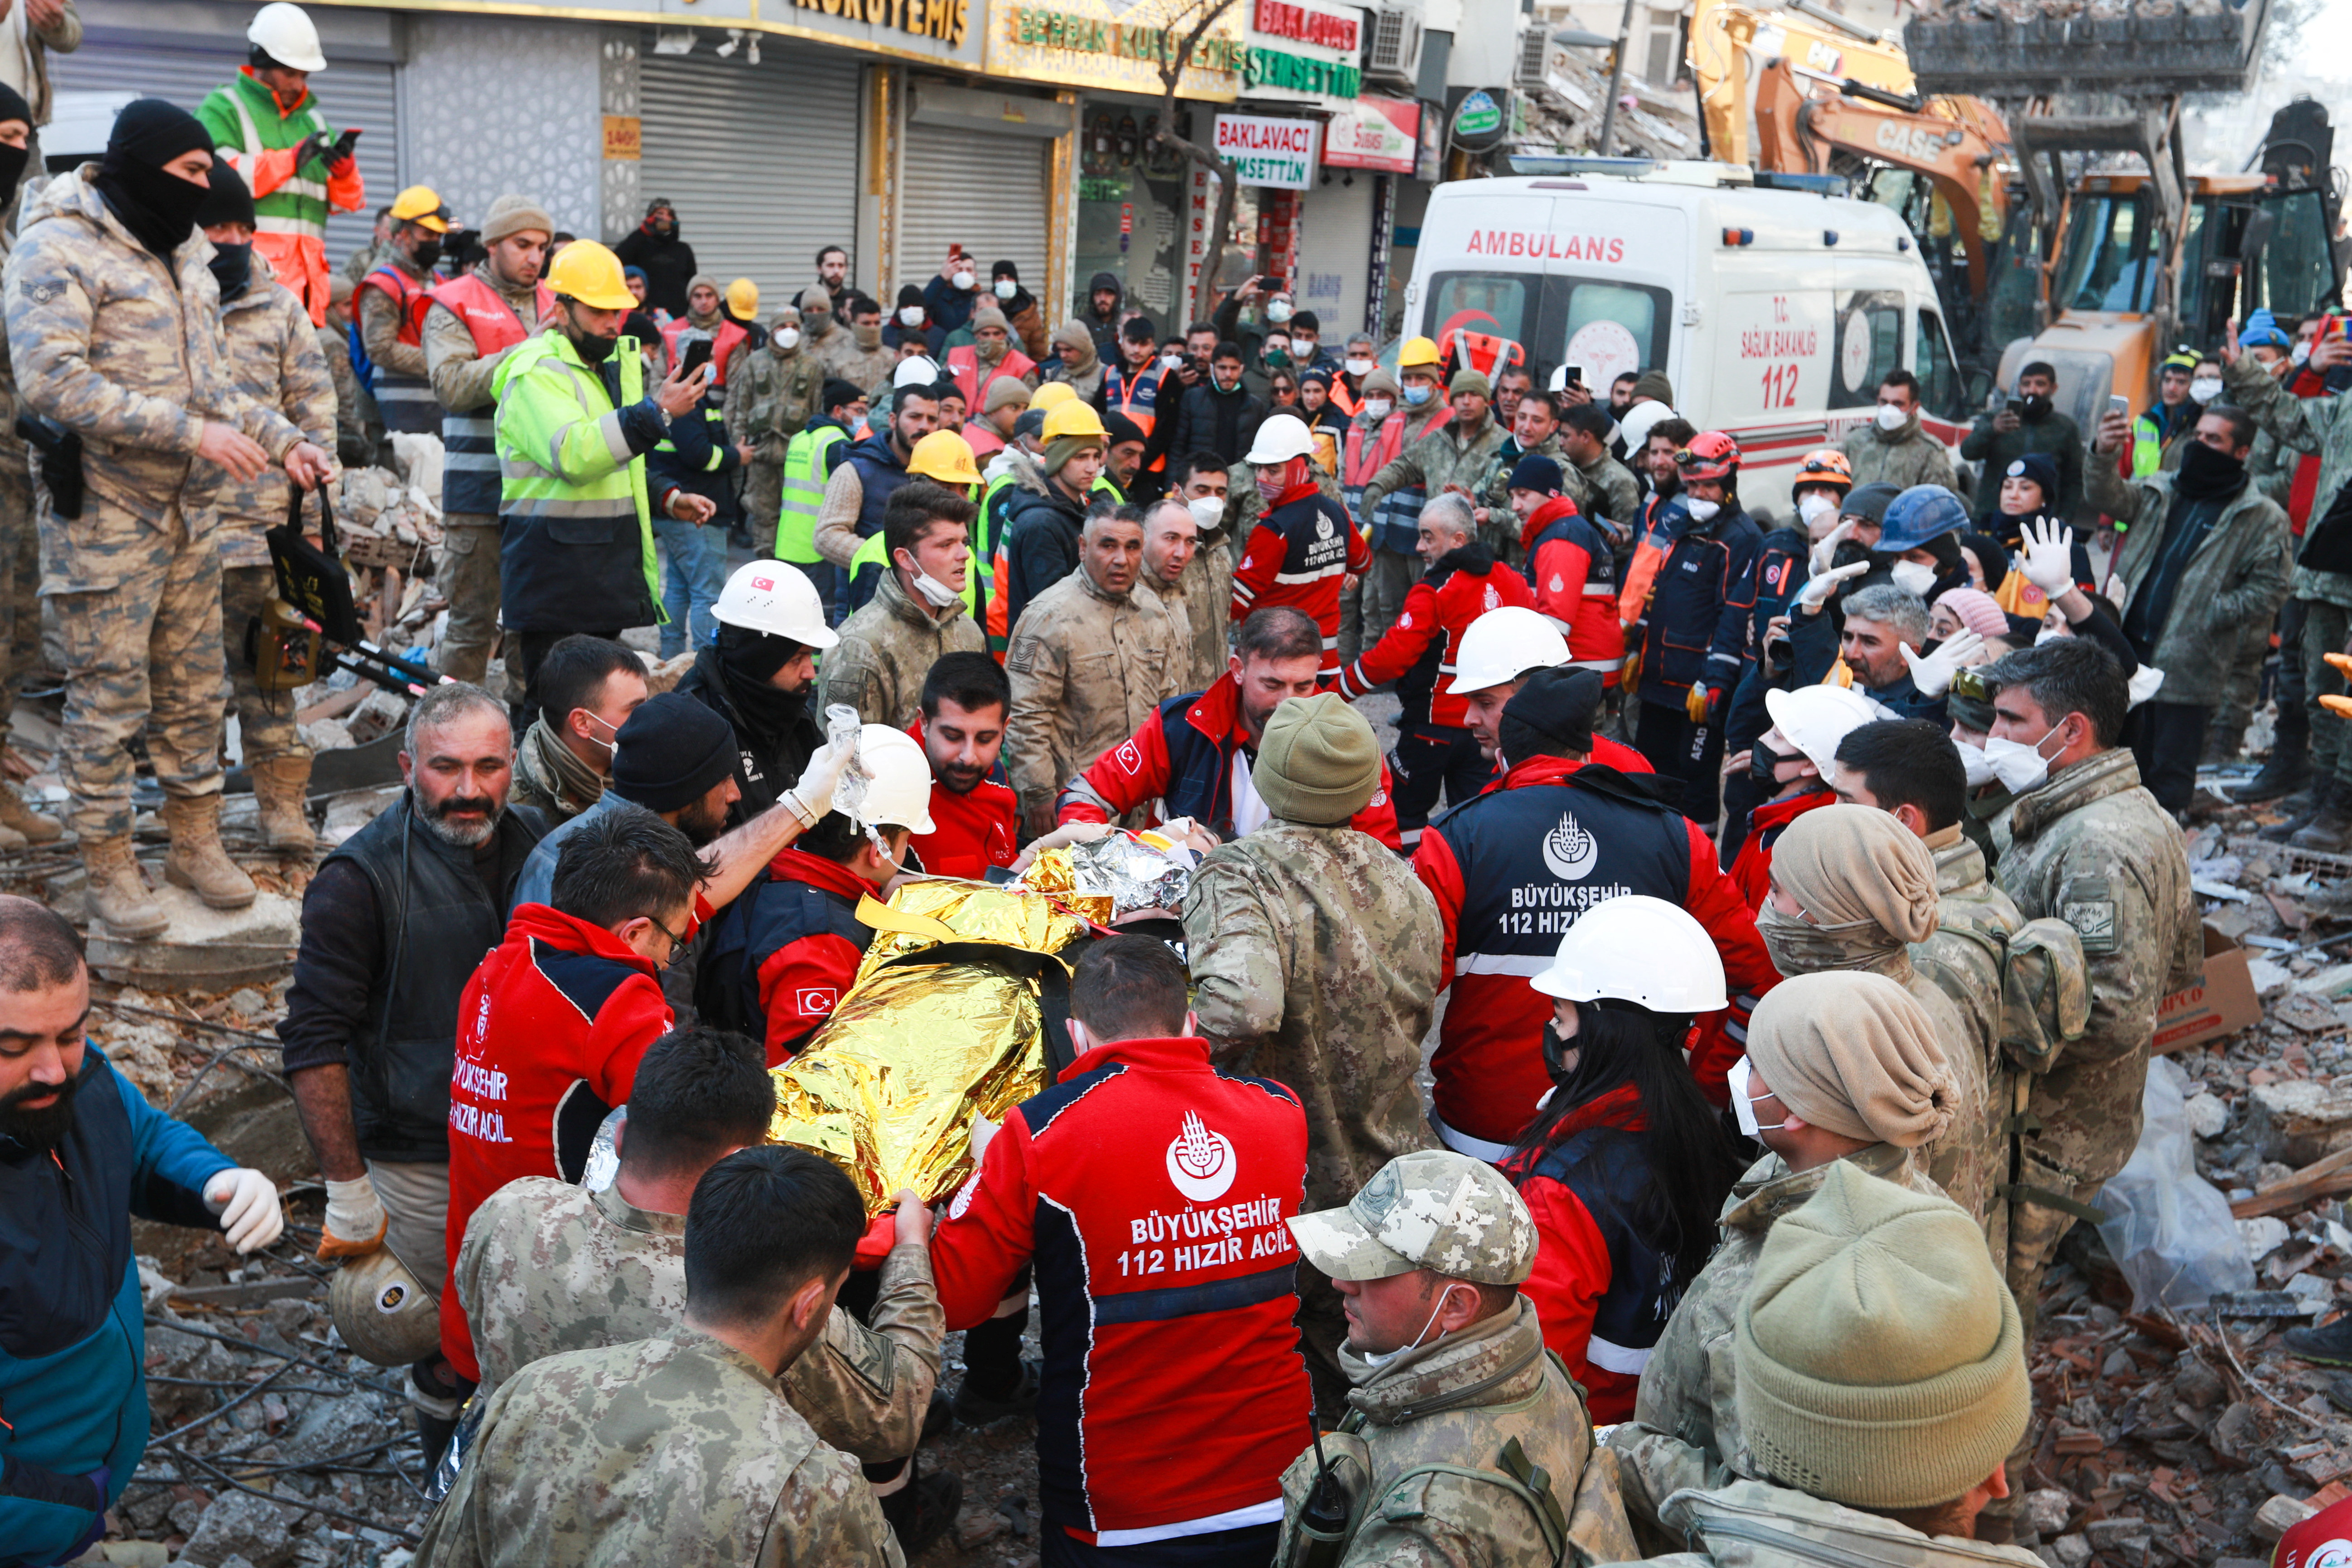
[2157,924,2263,1056]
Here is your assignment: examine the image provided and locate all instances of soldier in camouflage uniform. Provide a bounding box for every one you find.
[1360,370,1510,617]
[1183,692,1441,1412]
[1272,1148,1638,1567]
[1135,496,1228,694]
[820,481,983,730]
[414,1146,904,1568]
[1473,392,1583,567]
[1614,972,1959,1532]
[0,84,63,850]
[726,305,826,534]
[1977,637,2197,1333]
[2,100,331,939]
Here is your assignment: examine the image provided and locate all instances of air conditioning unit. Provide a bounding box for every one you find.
[1366,6,1425,87]
[1514,23,1550,87]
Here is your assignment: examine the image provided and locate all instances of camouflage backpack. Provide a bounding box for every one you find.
[1932,908,2090,1074]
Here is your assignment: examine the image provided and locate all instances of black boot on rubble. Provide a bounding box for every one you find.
[2284,1315,2352,1367]
[2266,774,2339,841]
[2236,735,2314,804]
[2293,780,2352,852]
[875,1456,962,1557]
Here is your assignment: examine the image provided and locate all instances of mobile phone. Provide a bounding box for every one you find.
[679,337,714,379]
[2005,398,2023,417]
[2107,393,2131,421]
[1566,365,1583,386]
[333,127,362,160]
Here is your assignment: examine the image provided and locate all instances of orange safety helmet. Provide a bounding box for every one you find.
[1793,449,1853,495]
[1675,430,1741,483]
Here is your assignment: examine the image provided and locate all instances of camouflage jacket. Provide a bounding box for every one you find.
[0,223,23,483]
[1615,1145,1948,1530]
[1914,825,2024,1257]
[1361,411,1512,522]
[3,165,303,537]
[1838,422,1956,493]
[509,717,607,826]
[413,1327,905,1568]
[422,267,543,416]
[725,340,827,466]
[1183,820,1442,1211]
[453,1176,943,1464]
[817,330,897,399]
[1475,430,1584,518]
[1575,451,1644,535]
[1622,1465,2045,1568]
[1138,555,1229,697]
[2223,352,2352,606]
[821,567,985,730]
[1994,747,2197,1193]
[1004,568,1182,813]
[214,254,337,561]
[358,252,431,381]
[1272,1297,1639,1568]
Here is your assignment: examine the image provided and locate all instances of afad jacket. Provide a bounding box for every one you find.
[1337,541,1535,728]
[1518,496,1625,677]
[1633,503,1760,706]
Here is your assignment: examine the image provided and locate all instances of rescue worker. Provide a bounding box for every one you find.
[678,559,836,825]
[660,274,749,390]
[947,304,1038,411]
[1233,413,1369,682]
[1839,369,1956,492]
[0,84,60,852]
[1095,317,1164,480]
[964,374,1027,462]
[821,478,984,729]
[2084,398,2292,820]
[1446,607,1652,775]
[1813,581,1955,729]
[907,653,1018,879]
[998,398,1109,634]
[1101,409,1148,501]
[1273,1148,1638,1566]
[1630,432,1760,824]
[1341,366,1413,652]
[1006,505,1182,837]
[646,337,752,658]
[195,2,362,326]
[725,303,824,546]
[1615,1164,2042,1567]
[930,936,1314,1566]
[2133,350,2203,476]
[1960,360,2085,520]
[1612,970,1961,1530]
[1358,366,1509,620]
[1058,606,1403,847]
[1723,684,1880,909]
[199,160,335,859]
[824,292,898,394]
[1560,402,1643,539]
[1336,492,1533,846]
[1975,636,2197,1330]
[813,360,937,615]
[422,193,552,686]
[1167,449,1236,667]
[1124,495,1207,687]
[1503,897,1742,1422]
[494,239,712,714]
[3,97,332,936]
[413,1148,904,1568]
[509,636,645,825]
[1413,666,1775,1152]
[1183,693,1443,1411]
[1504,456,1622,681]
[1474,386,1575,564]
[775,378,863,617]
[355,184,453,437]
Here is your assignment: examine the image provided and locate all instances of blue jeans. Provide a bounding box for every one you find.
[654,514,725,657]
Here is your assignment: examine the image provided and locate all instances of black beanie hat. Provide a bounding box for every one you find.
[895,283,926,311]
[0,84,32,131]
[608,693,738,814]
[992,259,1019,280]
[107,98,212,170]
[1498,666,1603,761]
[193,160,255,231]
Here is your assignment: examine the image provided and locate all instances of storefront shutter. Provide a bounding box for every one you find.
[895,122,1049,312]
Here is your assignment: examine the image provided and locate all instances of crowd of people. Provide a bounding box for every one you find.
[0,10,2339,1565]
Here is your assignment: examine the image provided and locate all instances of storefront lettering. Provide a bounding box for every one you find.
[796,0,968,45]
[1244,44,1359,98]
[1464,229,1628,262]
[1251,0,1358,51]
[1004,5,1245,70]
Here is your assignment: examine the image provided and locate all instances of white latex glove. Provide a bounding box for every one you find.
[1899,631,1986,698]
[969,1112,999,1160]
[204,1168,284,1256]
[2020,519,2076,599]
[317,1173,386,1259]
[783,738,854,827]
[1808,517,1856,575]
[1796,559,1867,612]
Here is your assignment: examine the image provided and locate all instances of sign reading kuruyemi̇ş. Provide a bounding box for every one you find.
[1213,113,1321,188]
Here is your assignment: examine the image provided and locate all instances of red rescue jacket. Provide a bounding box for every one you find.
[1726,786,1837,912]
[1520,496,1626,679]
[1229,482,1370,680]
[906,718,1019,879]
[1336,542,1534,728]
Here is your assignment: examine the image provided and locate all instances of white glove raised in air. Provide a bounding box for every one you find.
[1795,559,1868,612]
[204,1168,284,1256]
[2020,519,2076,600]
[1808,517,1857,575]
[1899,630,1987,699]
[782,738,854,828]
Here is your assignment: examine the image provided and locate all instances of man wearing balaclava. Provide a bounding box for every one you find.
[0,82,65,855]
[3,96,333,937]
[2085,396,2291,820]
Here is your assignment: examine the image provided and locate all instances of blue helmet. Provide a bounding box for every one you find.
[1876,484,1970,554]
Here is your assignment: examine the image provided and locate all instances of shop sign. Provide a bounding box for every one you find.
[1451,89,1503,141]
[601,115,641,160]
[359,0,980,65]
[990,0,1244,98]
[1243,0,1363,103]
[789,0,968,47]
[1245,46,1358,98]
[1213,113,1321,189]
[1323,95,1417,171]
[1252,0,1359,49]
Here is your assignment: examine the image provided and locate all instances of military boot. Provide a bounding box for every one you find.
[0,782,62,844]
[82,835,167,939]
[2266,774,2337,842]
[2292,781,2352,853]
[162,796,258,910]
[251,754,319,857]
[2236,735,2313,804]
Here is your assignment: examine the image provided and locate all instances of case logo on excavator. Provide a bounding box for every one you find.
[1874,120,1947,163]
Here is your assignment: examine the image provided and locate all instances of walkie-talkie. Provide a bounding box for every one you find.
[1295,1426,1352,1568]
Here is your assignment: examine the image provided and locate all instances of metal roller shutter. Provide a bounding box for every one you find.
[895,123,1049,308]
[637,40,860,311]
[49,39,398,264]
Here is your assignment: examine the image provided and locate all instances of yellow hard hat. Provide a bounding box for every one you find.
[388,185,451,234]
[908,429,982,488]
[1030,381,1078,414]
[1042,401,1108,442]
[545,241,636,311]
[1397,335,1442,371]
[726,278,759,318]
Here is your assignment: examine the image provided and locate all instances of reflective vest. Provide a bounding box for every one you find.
[357,264,441,435]
[662,315,750,388]
[1098,363,1166,476]
[777,422,847,565]
[433,272,552,516]
[946,344,1038,409]
[492,330,661,630]
[197,71,335,242]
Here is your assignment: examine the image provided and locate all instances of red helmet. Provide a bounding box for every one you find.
[1676,430,1741,483]
[1794,449,1853,494]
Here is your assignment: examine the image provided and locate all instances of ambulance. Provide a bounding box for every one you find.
[1400,158,1968,520]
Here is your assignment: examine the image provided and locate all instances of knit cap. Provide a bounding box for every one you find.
[1498,666,1600,759]
[2000,451,2061,505]
[1744,971,1956,1149]
[193,160,255,230]
[1042,432,1106,475]
[1448,369,1491,399]
[1254,692,1379,825]
[1735,1161,2030,1511]
[1937,587,2009,641]
[609,693,738,814]
[970,305,1010,335]
[1508,455,1563,495]
[481,194,554,246]
[1359,367,1399,398]
[1103,410,1146,448]
[983,377,1031,414]
[1632,369,1675,405]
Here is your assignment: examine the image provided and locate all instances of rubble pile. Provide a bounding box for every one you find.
[1910,0,2234,23]
[1512,47,1705,163]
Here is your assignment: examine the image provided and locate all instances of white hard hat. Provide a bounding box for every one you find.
[249,2,327,71]
[329,1249,440,1366]
[713,560,838,649]
[1529,893,1728,1012]
[1762,684,1880,774]
[893,355,941,390]
[1451,606,1569,695]
[1618,399,1678,456]
[1245,413,1316,466]
[849,724,936,835]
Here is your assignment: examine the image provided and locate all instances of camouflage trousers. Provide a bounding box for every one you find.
[220,563,310,769]
[436,515,502,688]
[2207,622,2270,762]
[1361,550,1421,650]
[46,499,226,840]
[741,462,782,550]
[0,459,37,733]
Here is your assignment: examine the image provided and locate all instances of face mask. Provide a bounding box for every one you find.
[1756,898,1891,974]
[995,278,1017,300]
[2020,394,2052,420]
[1256,465,1293,503]
[1401,383,1433,407]
[412,240,444,272]
[1981,727,2063,793]
[773,327,800,351]
[1188,495,1224,533]
[1797,492,1836,529]
[903,558,962,607]
[2295,340,2314,366]
[2178,438,2247,490]
[1960,739,1999,789]
[1294,338,1318,358]
[1890,560,1936,597]
[899,306,924,327]
[951,269,975,291]
[571,326,619,364]
[1360,1282,1464,1370]
[1266,299,1293,324]
[1726,1056,1789,1138]
[854,322,883,349]
[1263,348,1290,368]
[2190,377,2223,404]
[1213,368,1241,393]
[207,241,253,300]
[1750,738,1797,784]
[1685,497,1721,524]
[976,338,1006,365]
[1346,356,1376,377]
[1874,402,1910,433]
[1160,353,1185,374]
[1363,397,1393,421]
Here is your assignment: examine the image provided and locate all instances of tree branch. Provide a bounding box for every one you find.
[1149,0,1248,320]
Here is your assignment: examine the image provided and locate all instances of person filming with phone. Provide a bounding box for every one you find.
[1959,360,2085,522]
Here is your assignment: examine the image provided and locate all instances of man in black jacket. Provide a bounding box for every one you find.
[1153,340,1266,469]
[679,558,839,826]
[611,197,695,318]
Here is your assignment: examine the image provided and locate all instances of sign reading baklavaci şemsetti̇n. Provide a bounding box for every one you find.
[1213,113,1321,188]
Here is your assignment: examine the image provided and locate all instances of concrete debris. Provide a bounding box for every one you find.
[175,1490,304,1568]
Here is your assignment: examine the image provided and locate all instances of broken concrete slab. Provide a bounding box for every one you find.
[2250,1078,2352,1165]
[83,885,299,991]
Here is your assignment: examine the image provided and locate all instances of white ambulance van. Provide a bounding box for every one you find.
[1401,159,1969,520]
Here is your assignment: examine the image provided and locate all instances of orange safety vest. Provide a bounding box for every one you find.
[948,345,1039,410]
[432,272,551,357]
[661,315,750,387]
[357,265,433,347]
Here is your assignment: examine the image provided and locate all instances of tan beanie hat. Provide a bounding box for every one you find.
[480,194,555,247]
[1736,1160,2030,1511]
[1254,693,1379,825]
[1359,367,1399,398]
[971,305,1011,335]
[983,376,1032,414]
[1744,972,1956,1148]
[1448,369,1491,399]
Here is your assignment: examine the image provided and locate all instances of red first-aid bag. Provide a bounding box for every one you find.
[2275,1495,2352,1568]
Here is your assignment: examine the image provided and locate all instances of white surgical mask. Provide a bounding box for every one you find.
[1363,397,1393,421]
[899,305,924,327]
[910,569,961,607]
[951,269,976,291]
[1797,492,1836,528]
[1401,384,1433,407]
[1981,727,2063,793]
[994,278,1017,300]
[773,327,800,351]
[1684,497,1721,523]
[2190,376,2223,404]
[1294,337,1317,357]
[1161,352,1185,373]
[1959,740,1999,789]
[1874,402,1910,432]
[2295,340,2313,366]
[1359,1282,1465,1369]
[1889,560,1936,597]
[1726,1056,1788,1138]
[1188,495,1224,532]
[1345,356,1375,377]
[1266,299,1294,324]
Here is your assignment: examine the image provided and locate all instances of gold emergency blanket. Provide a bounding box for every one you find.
[766,880,1092,1214]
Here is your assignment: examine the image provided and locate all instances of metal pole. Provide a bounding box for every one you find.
[1597,0,1638,156]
